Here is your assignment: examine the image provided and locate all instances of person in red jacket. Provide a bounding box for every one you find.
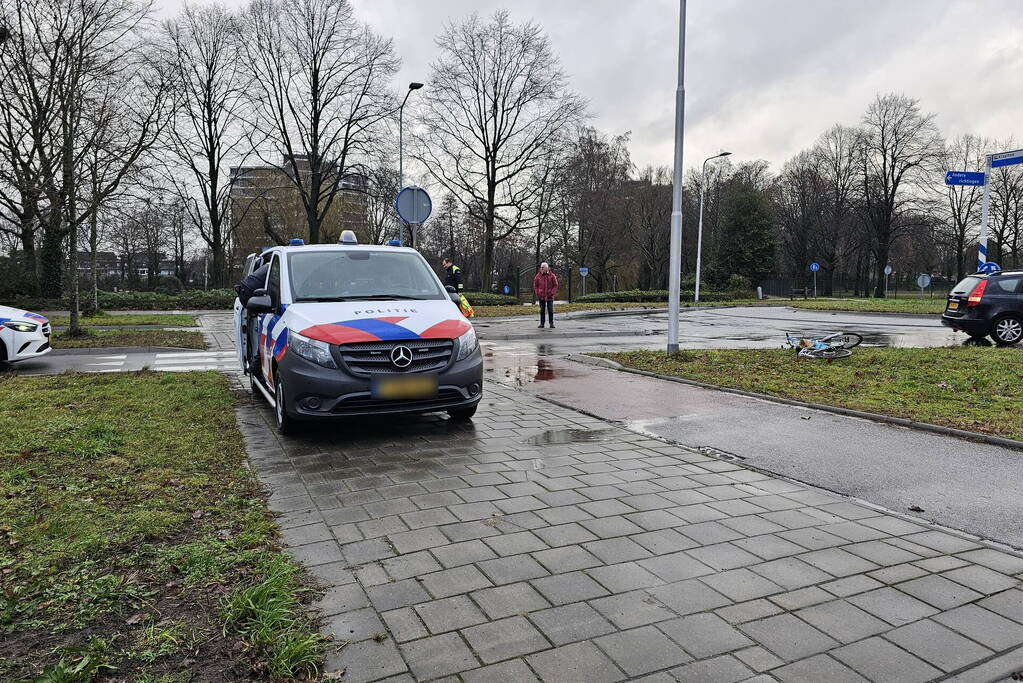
[533,262,559,328]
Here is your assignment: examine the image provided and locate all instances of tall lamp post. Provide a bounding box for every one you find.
[666,0,687,354]
[694,151,731,304]
[398,81,423,189]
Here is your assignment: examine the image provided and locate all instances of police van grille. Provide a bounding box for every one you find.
[338,338,454,375]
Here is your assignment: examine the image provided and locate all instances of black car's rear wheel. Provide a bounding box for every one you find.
[992,315,1023,346]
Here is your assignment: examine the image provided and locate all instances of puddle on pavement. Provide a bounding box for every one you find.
[483,343,586,386]
[525,428,620,445]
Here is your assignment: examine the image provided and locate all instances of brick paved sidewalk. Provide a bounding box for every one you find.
[236,382,1023,682]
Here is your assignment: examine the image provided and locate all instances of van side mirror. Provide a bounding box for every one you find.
[445,285,456,293]
[450,292,462,304]
[246,295,274,314]
[253,287,267,296]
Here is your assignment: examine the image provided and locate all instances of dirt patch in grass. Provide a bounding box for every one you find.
[48,312,199,327]
[603,346,1023,441]
[0,371,322,680]
[51,328,206,350]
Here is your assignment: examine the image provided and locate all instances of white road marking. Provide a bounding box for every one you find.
[87,361,126,367]
[96,355,127,360]
[155,351,234,358]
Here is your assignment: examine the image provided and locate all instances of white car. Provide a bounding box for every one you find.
[0,304,52,363]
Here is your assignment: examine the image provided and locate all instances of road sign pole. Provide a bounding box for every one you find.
[813,271,817,299]
[666,0,687,355]
[977,154,992,270]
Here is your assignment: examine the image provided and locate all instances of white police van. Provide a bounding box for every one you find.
[0,304,52,363]
[234,232,483,433]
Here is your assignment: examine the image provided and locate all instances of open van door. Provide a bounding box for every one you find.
[234,254,259,373]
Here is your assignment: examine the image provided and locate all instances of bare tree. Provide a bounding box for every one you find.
[161,2,247,287]
[628,166,672,290]
[989,139,1023,269]
[364,162,399,244]
[240,0,397,244]
[856,93,941,296]
[413,10,584,291]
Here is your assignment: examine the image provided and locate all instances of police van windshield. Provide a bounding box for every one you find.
[288,250,446,302]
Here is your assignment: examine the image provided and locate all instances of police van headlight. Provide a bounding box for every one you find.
[455,326,478,361]
[5,321,38,333]
[289,330,336,368]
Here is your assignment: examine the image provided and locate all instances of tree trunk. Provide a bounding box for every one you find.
[68,200,81,335]
[19,218,39,296]
[89,208,100,313]
[40,226,64,299]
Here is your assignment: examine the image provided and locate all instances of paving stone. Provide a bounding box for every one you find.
[914,555,969,573]
[978,588,1023,624]
[748,557,833,590]
[639,551,715,582]
[956,548,1023,575]
[797,548,878,577]
[316,583,370,617]
[646,579,732,616]
[289,539,346,567]
[532,545,602,573]
[831,636,941,683]
[795,600,889,644]
[414,595,487,633]
[669,655,753,683]
[847,586,939,626]
[322,607,385,643]
[687,543,762,571]
[716,598,783,624]
[731,534,808,561]
[462,615,549,664]
[326,638,407,682]
[700,568,785,602]
[717,514,785,537]
[381,607,428,642]
[532,570,609,605]
[421,565,492,599]
[738,613,838,661]
[583,537,652,564]
[587,561,665,592]
[659,613,754,658]
[734,646,785,673]
[401,507,459,529]
[902,530,981,554]
[478,554,550,585]
[768,586,832,611]
[897,574,983,610]
[307,561,356,587]
[343,538,395,565]
[777,527,846,550]
[358,516,409,539]
[482,530,549,556]
[471,582,550,619]
[886,618,993,672]
[388,527,449,554]
[400,632,479,679]
[462,659,540,683]
[579,515,645,539]
[933,604,1023,651]
[368,578,431,611]
[595,625,692,677]
[942,564,1018,595]
[431,539,498,568]
[529,602,616,646]
[819,574,883,598]
[382,551,442,581]
[592,589,677,628]
[842,539,923,566]
[866,562,930,585]
[282,521,334,546]
[771,654,867,683]
[526,641,623,683]
[533,522,599,547]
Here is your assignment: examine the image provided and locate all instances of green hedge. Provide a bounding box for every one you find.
[6,289,237,311]
[574,289,750,303]
[463,292,519,306]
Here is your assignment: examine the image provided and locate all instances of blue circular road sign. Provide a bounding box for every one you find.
[809,262,820,272]
[979,261,1001,274]
[395,186,432,224]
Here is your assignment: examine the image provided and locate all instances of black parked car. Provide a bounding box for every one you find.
[941,270,1023,345]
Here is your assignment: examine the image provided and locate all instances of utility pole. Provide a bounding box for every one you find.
[666,0,687,354]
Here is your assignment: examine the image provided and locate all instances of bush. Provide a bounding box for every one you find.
[4,289,238,311]
[574,288,752,304]
[155,275,183,295]
[463,292,519,306]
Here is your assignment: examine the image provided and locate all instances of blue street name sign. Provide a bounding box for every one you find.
[579,267,589,277]
[992,149,1023,169]
[809,262,820,272]
[945,171,986,186]
[979,261,1001,274]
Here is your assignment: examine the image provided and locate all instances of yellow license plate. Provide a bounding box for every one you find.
[947,301,959,310]
[372,375,438,399]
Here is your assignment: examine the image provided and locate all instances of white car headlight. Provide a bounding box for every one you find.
[455,326,478,361]
[289,330,336,368]
[4,321,38,333]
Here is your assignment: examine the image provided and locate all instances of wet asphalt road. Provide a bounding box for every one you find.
[478,306,1023,550]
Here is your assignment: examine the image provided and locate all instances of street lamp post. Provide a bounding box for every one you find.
[398,82,423,189]
[666,0,687,354]
[694,151,731,304]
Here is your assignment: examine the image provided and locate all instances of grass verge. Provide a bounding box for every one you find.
[602,347,1023,441]
[0,371,323,680]
[786,298,945,314]
[51,328,207,350]
[48,312,199,327]
[476,297,947,317]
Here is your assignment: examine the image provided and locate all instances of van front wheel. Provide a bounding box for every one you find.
[274,373,296,435]
[448,405,478,421]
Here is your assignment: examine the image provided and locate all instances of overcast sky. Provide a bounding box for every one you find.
[157,0,1023,173]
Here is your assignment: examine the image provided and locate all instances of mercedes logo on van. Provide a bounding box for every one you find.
[390,345,413,368]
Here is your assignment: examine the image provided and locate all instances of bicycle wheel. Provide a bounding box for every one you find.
[805,347,852,360]
[818,332,863,349]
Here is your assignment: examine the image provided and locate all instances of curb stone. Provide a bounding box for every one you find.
[49,345,206,356]
[570,354,1023,453]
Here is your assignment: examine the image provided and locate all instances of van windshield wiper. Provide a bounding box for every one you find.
[341,294,431,300]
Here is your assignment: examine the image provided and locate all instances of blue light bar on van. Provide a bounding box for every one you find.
[387,239,402,247]
[289,238,305,246]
